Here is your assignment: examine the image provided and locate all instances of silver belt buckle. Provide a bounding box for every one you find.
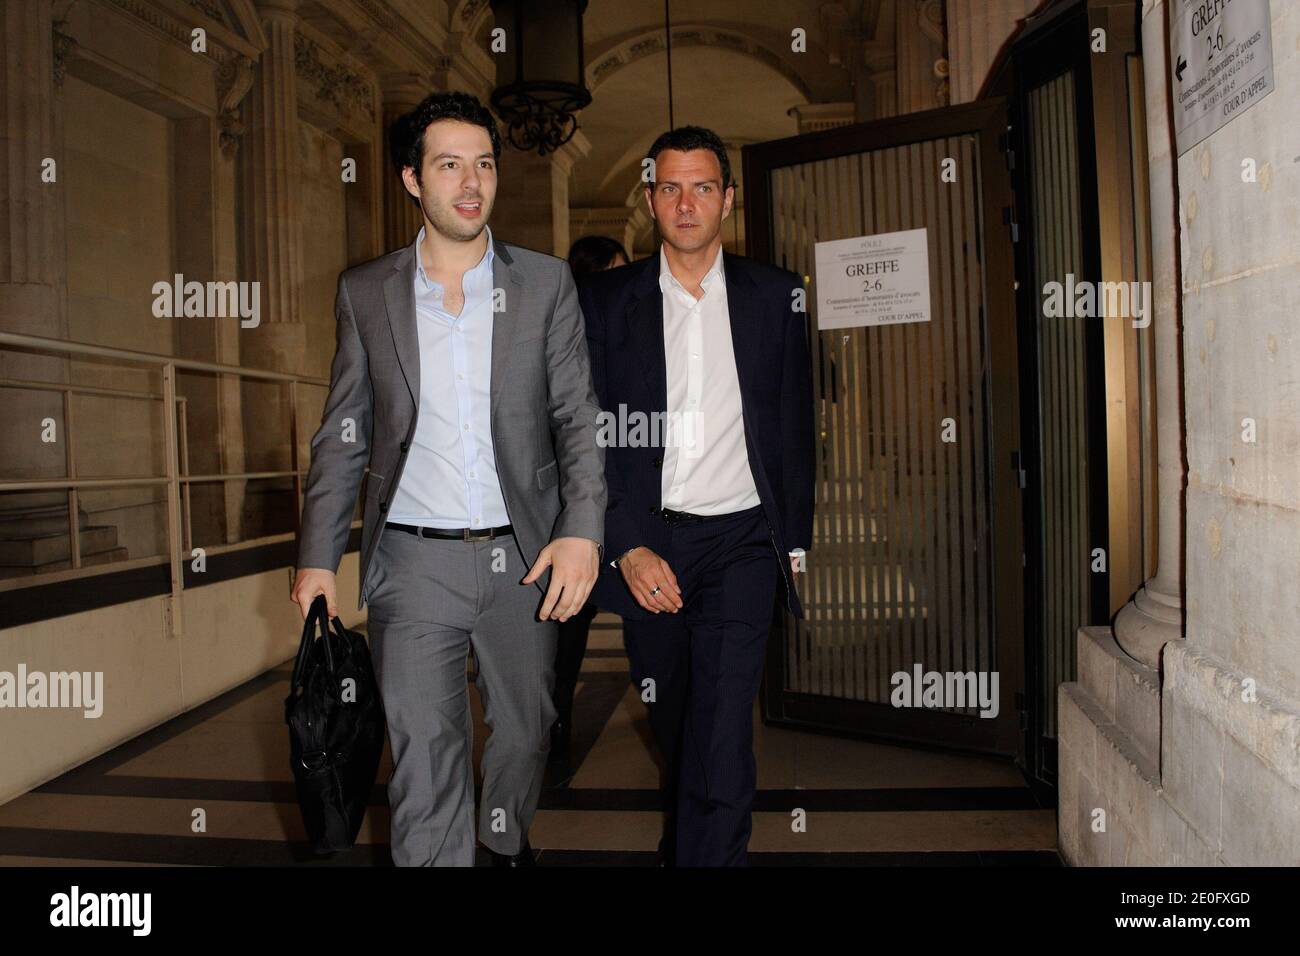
[463,527,493,542]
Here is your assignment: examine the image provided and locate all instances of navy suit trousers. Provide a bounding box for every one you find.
[621,504,779,866]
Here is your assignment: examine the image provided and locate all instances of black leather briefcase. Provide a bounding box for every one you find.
[285,595,385,854]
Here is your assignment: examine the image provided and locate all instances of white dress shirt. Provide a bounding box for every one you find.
[386,225,509,529]
[658,245,761,515]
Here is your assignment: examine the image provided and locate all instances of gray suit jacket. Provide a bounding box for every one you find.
[296,235,606,608]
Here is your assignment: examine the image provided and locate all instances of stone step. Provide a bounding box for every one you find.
[1076,625,1161,770]
[0,545,131,578]
[0,525,120,567]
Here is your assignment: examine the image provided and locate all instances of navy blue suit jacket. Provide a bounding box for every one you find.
[577,250,815,621]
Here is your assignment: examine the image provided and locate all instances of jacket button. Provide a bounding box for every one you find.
[379,501,389,513]
[400,440,410,453]
[652,457,663,468]
[647,506,656,515]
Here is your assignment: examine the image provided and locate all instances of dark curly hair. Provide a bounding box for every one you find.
[389,91,502,183]
[644,126,733,190]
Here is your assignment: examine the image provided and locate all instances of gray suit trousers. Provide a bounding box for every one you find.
[366,527,557,866]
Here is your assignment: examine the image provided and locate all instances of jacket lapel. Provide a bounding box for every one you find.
[489,238,525,421]
[627,256,667,414]
[382,244,419,406]
[722,253,759,402]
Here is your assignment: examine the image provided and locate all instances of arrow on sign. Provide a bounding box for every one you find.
[1175,55,1187,81]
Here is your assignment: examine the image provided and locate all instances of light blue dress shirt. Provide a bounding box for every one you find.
[386,225,510,530]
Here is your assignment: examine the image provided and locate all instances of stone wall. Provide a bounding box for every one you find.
[1060,0,1300,866]
[64,75,173,563]
[297,123,350,381]
[1169,0,1300,863]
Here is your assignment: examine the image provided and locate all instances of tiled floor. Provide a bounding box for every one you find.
[0,615,1060,866]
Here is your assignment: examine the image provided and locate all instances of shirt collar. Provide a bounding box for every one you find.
[658,244,724,297]
[414,224,495,292]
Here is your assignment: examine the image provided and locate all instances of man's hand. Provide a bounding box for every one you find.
[291,567,338,620]
[789,547,810,577]
[618,547,683,614]
[523,536,599,622]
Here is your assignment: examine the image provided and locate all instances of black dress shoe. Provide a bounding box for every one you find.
[488,841,536,867]
[545,717,578,788]
[548,717,569,764]
[548,717,572,765]
[654,834,676,868]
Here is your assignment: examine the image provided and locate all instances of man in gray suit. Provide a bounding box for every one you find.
[290,92,605,867]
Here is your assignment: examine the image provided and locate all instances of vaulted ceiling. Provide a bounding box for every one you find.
[473,1,858,211]
[286,0,883,249]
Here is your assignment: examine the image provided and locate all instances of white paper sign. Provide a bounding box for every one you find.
[1169,0,1273,155]
[813,228,931,330]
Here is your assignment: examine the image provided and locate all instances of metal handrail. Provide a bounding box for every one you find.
[0,331,331,637]
[0,377,162,401]
[0,477,170,491]
[179,471,306,484]
[0,473,307,490]
[0,331,330,386]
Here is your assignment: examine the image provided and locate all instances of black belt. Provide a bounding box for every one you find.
[657,505,761,525]
[385,521,513,541]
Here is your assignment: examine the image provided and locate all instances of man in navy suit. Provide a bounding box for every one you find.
[578,126,815,866]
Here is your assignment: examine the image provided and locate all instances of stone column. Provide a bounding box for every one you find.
[491,130,589,258]
[895,0,947,114]
[1112,0,1183,667]
[380,79,428,254]
[860,46,897,121]
[239,0,305,489]
[625,205,652,260]
[240,0,305,373]
[173,114,247,546]
[945,0,1042,104]
[0,0,72,538]
[0,0,61,329]
[550,132,591,258]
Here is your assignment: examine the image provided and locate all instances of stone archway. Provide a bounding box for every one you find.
[567,32,811,259]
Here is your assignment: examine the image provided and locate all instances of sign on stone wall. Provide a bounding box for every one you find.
[1169,0,1274,155]
[813,228,932,330]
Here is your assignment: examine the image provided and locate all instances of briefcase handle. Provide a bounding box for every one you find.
[290,594,339,691]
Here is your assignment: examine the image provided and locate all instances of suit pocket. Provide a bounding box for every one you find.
[535,460,558,491]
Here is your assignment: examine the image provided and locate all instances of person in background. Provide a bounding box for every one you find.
[548,235,630,779]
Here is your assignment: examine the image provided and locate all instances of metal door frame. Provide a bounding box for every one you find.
[744,99,1025,758]
[998,0,1144,791]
